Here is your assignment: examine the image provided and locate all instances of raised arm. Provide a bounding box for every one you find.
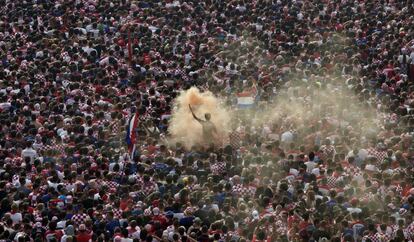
[189,104,203,122]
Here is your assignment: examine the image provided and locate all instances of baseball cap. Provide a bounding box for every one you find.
[252,210,259,219]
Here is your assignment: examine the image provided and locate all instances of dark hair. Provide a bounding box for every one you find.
[256,229,266,240]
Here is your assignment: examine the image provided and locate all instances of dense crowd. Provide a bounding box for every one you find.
[1,0,414,241]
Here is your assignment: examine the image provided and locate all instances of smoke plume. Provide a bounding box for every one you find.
[168,87,231,149]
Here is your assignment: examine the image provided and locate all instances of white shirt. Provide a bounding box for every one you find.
[120,239,133,242]
[281,131,293,143]
[130,228,140,239]
[60,233,74,242]
[304,161,317,173]
[347,207,362,214]
[74,27,87,35]
[398,54,410,64]
[82,46,96,55]
[57,221,66,230]
[357,149,368,161]
[0,102,11,111]
[184,53,192,65]
[10,212,22,224]
[21,148,38,162]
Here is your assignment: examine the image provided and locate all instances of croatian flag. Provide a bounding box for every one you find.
[237,86,258,109]
[125,113,139,158]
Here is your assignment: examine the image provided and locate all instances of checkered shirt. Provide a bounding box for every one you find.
[367,148,387,163]
[164,60,173,67]
[393,167,405,175]
[113,208,122,219]
[16,123,24,132]
[389,224,399,239]
[182,74,189,82]
[165,67,174,75]
[71,213,90,226]
[104,181,119,191]
[327,176,337,188]
[382,232,391,242]
[363,232,386,242]
[17,33,28,42]
[275,219,288,235]
[38,143,66,156]
[175,68,187,77]
[35,74,46,83]
[61,51,70,61]
[232,184,256,198]
[38,145,51,154]
[11,157,23,167]
[94,119,108,128]
[175,68,189,81]
[39,185,48,194]
[395,184,403,196]
[405,221,414,240]
[320,145,335,160]
[54,143,66,154]
[346,166,362,179]
[142,181,158,195]
[229,131,241,149]
[210,162,226,175]
[150,66,163,76]
[154,52,161,59]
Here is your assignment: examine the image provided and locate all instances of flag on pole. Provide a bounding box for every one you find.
[127,24,133,64]
[125,113,139,158]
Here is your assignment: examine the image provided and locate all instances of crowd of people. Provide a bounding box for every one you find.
[1,0,414,241]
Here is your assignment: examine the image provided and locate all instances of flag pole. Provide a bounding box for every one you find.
[127,23,132,65]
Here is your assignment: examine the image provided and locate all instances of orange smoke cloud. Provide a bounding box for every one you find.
[168,87,231,149]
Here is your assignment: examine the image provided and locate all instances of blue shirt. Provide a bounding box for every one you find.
[106,219,121,235]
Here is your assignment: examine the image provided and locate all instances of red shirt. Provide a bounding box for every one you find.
[143,54,151,65]
[147,145,157,154]
[120,199,131,211]
[288,215,300,229]
[45,230,63,241]
[76,232,92,242]
[251,234,272,242]
[152,215,168,227]
[402,185,412,197]
[299,221,310,231]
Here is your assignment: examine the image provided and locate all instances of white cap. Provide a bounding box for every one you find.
[252,210,259,219]
[153,207,160,216]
